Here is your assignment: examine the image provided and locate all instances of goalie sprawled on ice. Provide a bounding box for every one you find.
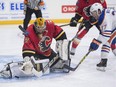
[0,17,71,78]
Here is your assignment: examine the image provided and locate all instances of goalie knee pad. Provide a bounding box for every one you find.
[56,39,71,60]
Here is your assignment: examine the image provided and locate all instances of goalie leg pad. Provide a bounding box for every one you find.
[55,39,71,72]
[0,63,13,78]
[56,39,70,60]
[0,61,34,78]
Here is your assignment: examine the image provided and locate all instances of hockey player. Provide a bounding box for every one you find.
[0,17,70,78]
[23,0,45,30]
[70,0,107,55]
[89,3,116,71]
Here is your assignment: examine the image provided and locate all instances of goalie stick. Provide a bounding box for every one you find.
[63,50,91,71]
[18,25,29,35]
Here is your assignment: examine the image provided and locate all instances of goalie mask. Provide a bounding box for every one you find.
[90,3,103,20]
[34,17,46,34]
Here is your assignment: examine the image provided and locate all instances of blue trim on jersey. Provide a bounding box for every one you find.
[101,34,110,37]
[101,30,112,37]
[101,50,109,53]
[104,30,112,32]
[111,37,116,44]
[112,28,116,33]
[98,10,105,25]
[103,44,110,48]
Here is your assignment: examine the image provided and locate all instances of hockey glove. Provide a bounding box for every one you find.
[89,38,101,51]
[70,17,78,27]
[89,16,98,25]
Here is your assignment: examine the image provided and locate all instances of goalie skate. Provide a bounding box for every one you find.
[0,63,12,78]
[50,59,70,73]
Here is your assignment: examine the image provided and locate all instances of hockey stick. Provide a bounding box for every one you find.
[63,50,91,71]
[59,18,83,27]
[18,25,29,35]
[59,24,70,27]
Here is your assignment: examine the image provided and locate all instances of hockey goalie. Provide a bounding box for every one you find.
[0,17,71,79]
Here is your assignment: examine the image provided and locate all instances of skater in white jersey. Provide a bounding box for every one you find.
[89,3,116,71]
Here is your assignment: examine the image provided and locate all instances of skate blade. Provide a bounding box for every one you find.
[96,67,106,72]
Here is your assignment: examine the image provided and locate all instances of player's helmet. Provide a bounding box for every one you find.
[90,3,103,20]
[34,17,46,34]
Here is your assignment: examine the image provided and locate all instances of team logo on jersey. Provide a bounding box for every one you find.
[83,5,91,17]
[39,36,51,52]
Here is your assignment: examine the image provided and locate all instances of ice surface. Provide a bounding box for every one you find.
[0,24,115,87]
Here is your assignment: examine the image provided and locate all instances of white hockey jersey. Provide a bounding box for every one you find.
[97,9,116,44]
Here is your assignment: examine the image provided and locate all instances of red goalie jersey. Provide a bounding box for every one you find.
[22,20,65,57]
[75,0,107,20]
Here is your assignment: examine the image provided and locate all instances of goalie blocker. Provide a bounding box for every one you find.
[0,40,71,78]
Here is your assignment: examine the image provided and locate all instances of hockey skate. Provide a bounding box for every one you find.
[50,59,70,73]
[0,61,24,79]
[96,59,107,72]
[0,63,12,78]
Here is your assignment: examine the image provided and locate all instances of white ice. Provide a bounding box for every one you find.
[0,24,116,87]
